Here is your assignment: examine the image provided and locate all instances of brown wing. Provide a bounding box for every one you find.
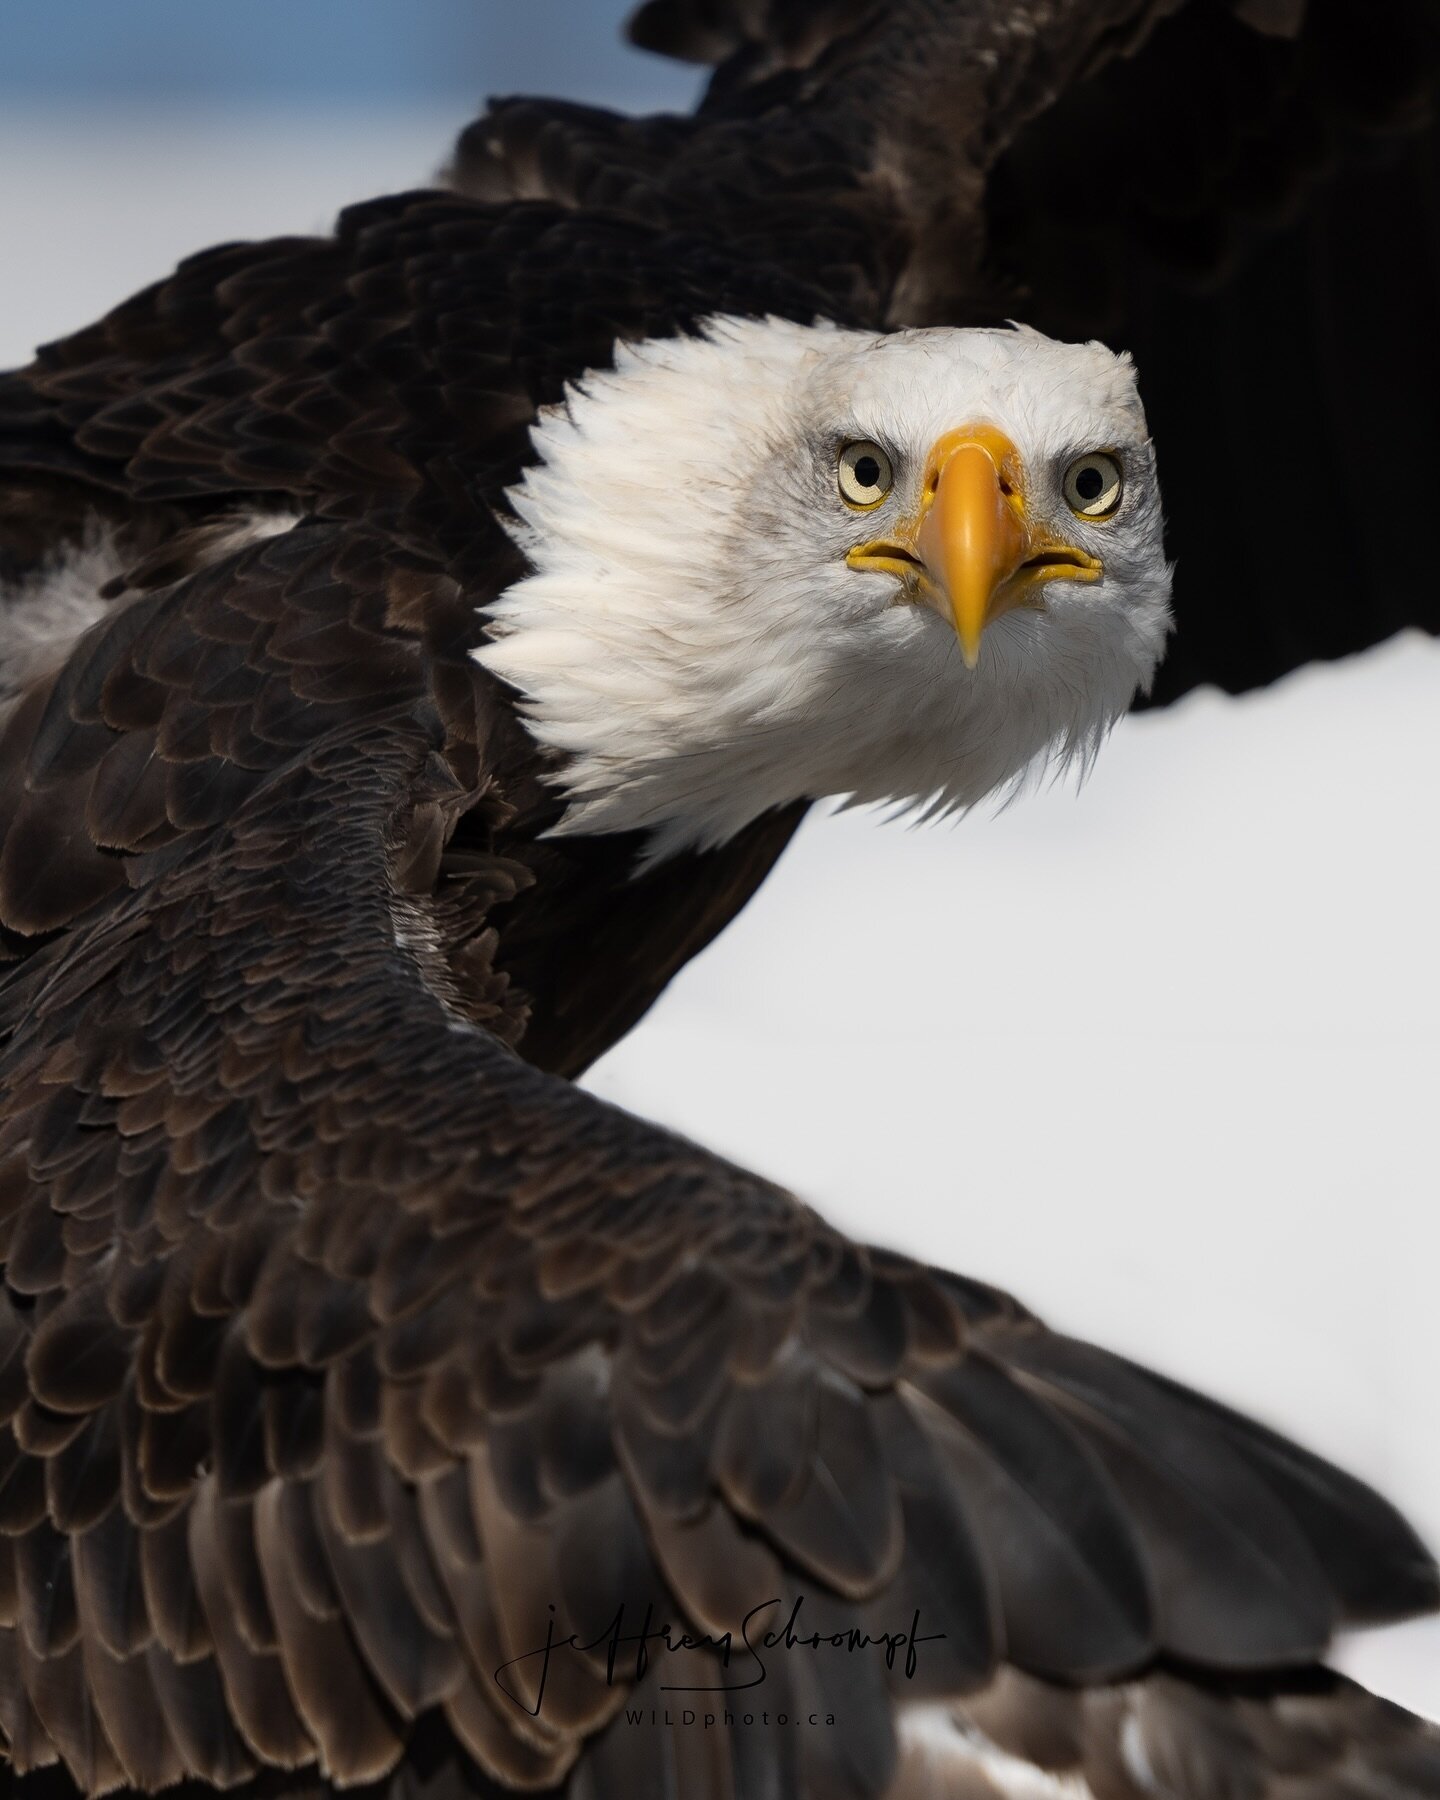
[0,190,838,581]
[461,0,1192,326]
[0,190,818,1077]
[0,529,1433,1799]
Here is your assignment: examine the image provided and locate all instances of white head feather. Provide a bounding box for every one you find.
[477,315,1172,858]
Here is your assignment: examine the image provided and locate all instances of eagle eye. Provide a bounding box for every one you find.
[1063,451,1123,519]
[838,440,894,508]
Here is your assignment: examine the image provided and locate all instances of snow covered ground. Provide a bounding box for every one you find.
[3,106,1437,1719]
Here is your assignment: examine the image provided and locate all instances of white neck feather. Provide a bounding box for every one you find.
[477,317,1170,859]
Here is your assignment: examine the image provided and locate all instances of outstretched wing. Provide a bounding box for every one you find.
[0,191,819,1077]
[456,0,1440,702]
[0,520,1432,1799]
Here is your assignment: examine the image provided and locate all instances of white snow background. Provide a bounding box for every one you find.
[2,79,1436,1718]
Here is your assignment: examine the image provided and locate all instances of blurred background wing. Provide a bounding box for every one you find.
[981,0,1440,704]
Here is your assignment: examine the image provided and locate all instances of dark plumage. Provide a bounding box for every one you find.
[0,2,1437,1796]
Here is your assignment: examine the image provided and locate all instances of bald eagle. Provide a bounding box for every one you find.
[0,3,1436,1799]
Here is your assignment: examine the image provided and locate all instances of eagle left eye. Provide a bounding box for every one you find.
[838,440,894,508]
[1063,451,1123,519]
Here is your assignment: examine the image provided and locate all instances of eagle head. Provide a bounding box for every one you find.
[478,316,1172,857]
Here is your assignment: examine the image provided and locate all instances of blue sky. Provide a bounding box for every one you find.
[0,2,699,111]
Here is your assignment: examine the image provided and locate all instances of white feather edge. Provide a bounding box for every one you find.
[897,1705,1101,1798]
[0,508,300,711]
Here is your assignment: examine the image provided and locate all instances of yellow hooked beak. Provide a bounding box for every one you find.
[846,426,1102,668]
